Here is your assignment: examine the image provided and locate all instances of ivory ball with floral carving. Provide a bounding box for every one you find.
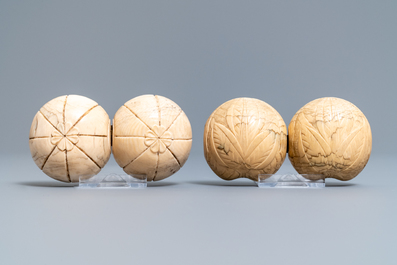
[29,95,111,182]
[112,95,192,181]
[204,98,287,181]
[288,97,372,181]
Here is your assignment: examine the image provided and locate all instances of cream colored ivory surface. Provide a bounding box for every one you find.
[29,95,111,182]
[204,98,287,181]
[288,97,372,181]
[112,95,192,181]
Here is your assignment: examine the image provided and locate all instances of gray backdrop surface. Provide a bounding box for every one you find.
[0,1,396,265]
[0,0,396,155]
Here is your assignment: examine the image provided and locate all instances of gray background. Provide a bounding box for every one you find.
[1,0,396,155]
[0,1,396,265]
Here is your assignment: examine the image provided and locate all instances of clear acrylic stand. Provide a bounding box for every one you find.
[77,174,147,189]
[257,174,325,188]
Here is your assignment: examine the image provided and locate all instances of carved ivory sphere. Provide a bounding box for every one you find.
[112,95,192,181]
[288,97,372,181]
[204,98,287,181]
[29,95,111,182]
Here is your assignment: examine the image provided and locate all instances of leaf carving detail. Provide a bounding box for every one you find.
[299,112,332,156]
[206,98,287,179]
[290,98,371,180]
[213,123,244,165]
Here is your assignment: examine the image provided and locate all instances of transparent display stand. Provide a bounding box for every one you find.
[257,174,325,188]
[77,174,147,189]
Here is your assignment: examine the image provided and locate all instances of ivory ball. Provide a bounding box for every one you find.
[112,95,192,181]
[29,95,111,182]
[288,97,372,181]
[204,98,287,181]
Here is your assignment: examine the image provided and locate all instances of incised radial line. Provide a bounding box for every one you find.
[66,104,99,135]
[65,150,71,182]
[62,96,67,129]
[123,146,150,169]
[153,151,160,181]
[166,146,181,166]
[40,145,57,170]
[72,143,101,169]
[39,111,63,135]
[72,134,107,137]
[123,105,154,132]
[163,109,183,133]
[114,135,148,138]
[29,136,51,140]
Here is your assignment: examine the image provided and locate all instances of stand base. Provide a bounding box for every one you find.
[77,174,147,189]
[257,174,325,188]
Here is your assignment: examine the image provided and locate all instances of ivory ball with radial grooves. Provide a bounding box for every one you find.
[112,95,192,181]
[288,97,372,181]
[29,95,111,182]
[204,97,287,181]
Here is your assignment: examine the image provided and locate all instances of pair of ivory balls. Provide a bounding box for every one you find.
[204,97,372,181]
[29,95,192,182]
[30,95,371,182]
